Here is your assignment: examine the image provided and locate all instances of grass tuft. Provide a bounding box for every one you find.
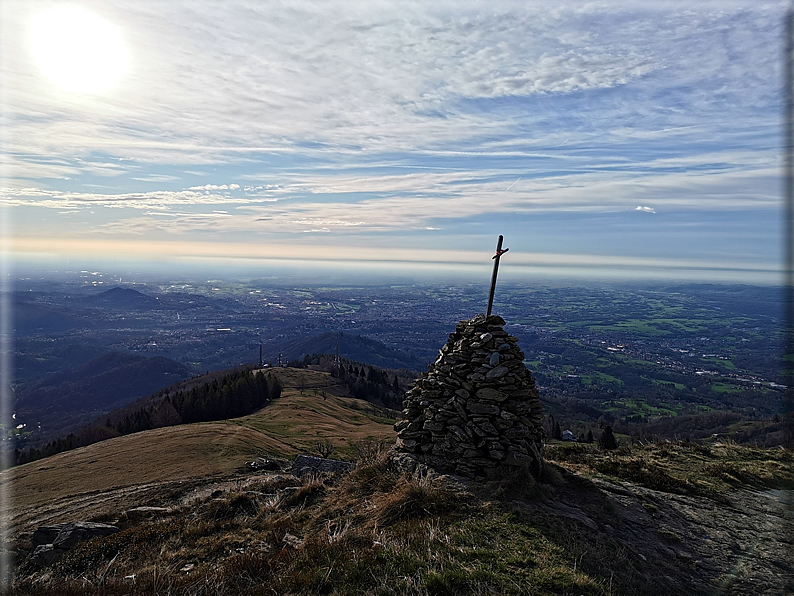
[373,477,458,527]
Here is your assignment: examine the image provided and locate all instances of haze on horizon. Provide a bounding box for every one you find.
[0,1,788,284]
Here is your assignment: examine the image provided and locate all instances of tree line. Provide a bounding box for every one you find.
[16,369,281,465]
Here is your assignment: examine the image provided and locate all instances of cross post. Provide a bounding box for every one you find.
[486,235,509,317]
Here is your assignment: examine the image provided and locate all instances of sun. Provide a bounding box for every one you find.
[30,5,127,95]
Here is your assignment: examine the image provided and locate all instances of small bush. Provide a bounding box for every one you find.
[281,481,326,509]
[346,452,399,496]
[351,438,388,464]
[598,426,618,450]
[315,438,335,458]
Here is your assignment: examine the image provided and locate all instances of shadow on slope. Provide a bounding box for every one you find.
[15,352,192,441]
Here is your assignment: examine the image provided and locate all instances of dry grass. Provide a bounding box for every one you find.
[544,439,794,499]
[12,453,619,596]
[6,368,397,537]
[14,441,791,595]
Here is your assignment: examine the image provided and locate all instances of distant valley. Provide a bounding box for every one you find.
[5,275,787,451]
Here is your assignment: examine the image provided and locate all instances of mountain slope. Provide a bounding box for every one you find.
[6,368,397,535]
[12,302,90,334]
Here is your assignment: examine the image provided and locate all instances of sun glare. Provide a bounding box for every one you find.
[31,5,127,94]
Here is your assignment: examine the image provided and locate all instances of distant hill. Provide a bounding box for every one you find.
[85,286,162,309]
[272,331,425,371]
[15,352,191,440]
[13,343,109,388]
[12,302,90,334]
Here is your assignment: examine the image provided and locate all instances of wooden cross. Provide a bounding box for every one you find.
[486,235,509,317]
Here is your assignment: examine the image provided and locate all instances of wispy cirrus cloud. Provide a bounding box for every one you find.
[2,2,782,163]
[1,1,786,279]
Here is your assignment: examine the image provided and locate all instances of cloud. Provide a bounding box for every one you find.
[1,2,782,167]
[188,184,240,191]
[1,154,778,237]
[1,0,785,276]
[133,174,182,182]
[0,187,254,210]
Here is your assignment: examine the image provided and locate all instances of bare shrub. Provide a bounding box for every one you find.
[345,451,398,497]
[315,438,335,458]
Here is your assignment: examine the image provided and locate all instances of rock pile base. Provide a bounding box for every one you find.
[394,314,544,480]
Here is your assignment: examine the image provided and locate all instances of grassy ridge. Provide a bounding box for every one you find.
[6,368,397,535]
[13,454,619,595]
[545,439,794,499]
[17,440,791,595]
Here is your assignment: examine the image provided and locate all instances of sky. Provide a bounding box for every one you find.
[0,0,789,283]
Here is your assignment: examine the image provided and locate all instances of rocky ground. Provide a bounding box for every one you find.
[517,467,792,595]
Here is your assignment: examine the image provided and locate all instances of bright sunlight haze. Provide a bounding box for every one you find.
[30,4,126,94]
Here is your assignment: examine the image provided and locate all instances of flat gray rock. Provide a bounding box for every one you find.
[291,455,353,476]
[52,521,119,550]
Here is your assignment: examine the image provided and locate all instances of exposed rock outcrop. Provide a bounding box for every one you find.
[393,314,544,480]
[29,521,119,568]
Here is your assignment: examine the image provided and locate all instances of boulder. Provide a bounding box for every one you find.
[32,524,65,548]
[30,544,64,568]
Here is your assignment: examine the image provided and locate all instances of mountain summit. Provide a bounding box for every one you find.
[86,287,160,309]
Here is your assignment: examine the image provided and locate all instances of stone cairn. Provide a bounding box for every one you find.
[394,313,544,480]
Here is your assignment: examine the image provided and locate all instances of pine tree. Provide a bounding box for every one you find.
[599,426,618,450]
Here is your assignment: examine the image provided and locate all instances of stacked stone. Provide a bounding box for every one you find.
[394,313,544,480]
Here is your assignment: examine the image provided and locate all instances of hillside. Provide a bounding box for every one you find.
[6,368,792,595]
[15,362,403,465]
[12,302,90,334]
[6,368,398,536]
